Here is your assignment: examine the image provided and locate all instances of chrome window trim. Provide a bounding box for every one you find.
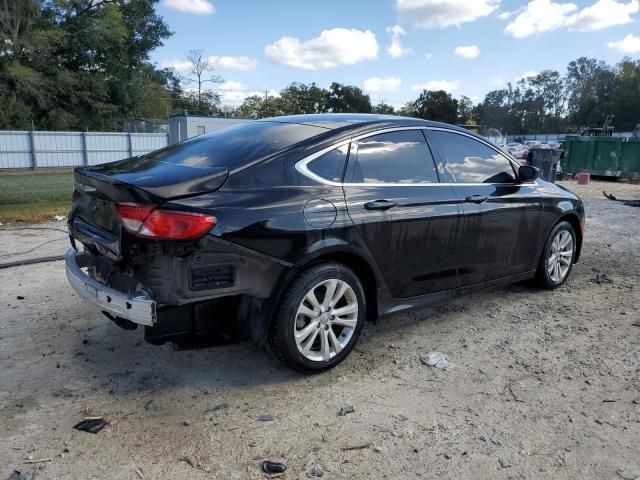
[295,126,532,187]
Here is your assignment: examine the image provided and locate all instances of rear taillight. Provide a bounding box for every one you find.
[116,203,216,240]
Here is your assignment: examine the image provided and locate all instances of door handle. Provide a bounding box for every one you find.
[364,200,397,211]
[465,194,488,204]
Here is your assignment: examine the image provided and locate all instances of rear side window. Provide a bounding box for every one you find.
[145,121,325,169]
[429,130,516,184]
[351,130,439,184]
[307,144,349,182]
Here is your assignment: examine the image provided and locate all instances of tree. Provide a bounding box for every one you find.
[397,102,418,117]
[457,96,474,124]
[610,58,640,131]
[0,0,174,130]
[326,83,372,113]
[372,102,395,114]
[414,90,458,123]
[566,57,615,128]
[183,49,222,113]
[278,82,327,114]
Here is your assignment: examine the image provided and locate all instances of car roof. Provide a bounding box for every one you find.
[255,114,470,134]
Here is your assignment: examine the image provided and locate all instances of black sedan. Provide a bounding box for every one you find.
[65,114,584,373]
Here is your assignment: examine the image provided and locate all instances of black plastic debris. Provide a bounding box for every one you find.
[8,471,34,480]
[603,191,640,208]
[73,418,107,434]
[338,405,355,416]
[262,461,286,474]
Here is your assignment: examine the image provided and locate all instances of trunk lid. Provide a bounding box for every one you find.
[69,156,228,258]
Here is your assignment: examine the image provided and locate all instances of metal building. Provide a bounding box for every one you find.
[168,115,248,144]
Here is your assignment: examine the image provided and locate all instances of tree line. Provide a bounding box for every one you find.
[234,58,640,134]
[1,1,639,133]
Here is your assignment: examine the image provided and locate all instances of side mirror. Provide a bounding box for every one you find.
[519,165,539,182]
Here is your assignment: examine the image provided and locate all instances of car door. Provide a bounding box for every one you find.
[343,129,462,298]
[426,128,542,286]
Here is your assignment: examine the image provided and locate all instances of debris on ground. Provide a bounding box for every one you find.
[205,403,229,415]
[498,458,511,469]
[53,215,66,222]
[593,273,613,285]
[73,418,107,434]
[338,405,355,416]
[616,469,640,480]
[419,352,449,369]
[632,321,640,328]
[310,465,323,477]
[8,471,34,480]
[258,413,274,422]
[341,443,371,451]
[16,296,24,300]
[178,456,198,469]
[261,460,286,474]
[603,191,640,208]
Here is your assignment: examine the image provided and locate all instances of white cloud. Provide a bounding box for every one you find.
[498,10,516,19]
[164,0,215,15]
[455,45,481,59]
[386,25,411,58]
[217,81,265,104]
[425,52,433,59]
[396,0,500,28]
[504,0,639,38]
[160,59,192,71]
[608,33,640,52]
[567,0,639,31]
[491,76,506,87]
[160,55,257,72]
[210,56,257,71]
[264,28,378,70]
[410,80,461,93]
[363,77,402,95]
[504,0,577,38]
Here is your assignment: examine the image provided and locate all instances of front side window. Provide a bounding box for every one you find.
[429,131,516,184]
[307,144,349,182]
[351,130,439,184]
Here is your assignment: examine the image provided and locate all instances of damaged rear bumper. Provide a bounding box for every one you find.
[65,249,156,326]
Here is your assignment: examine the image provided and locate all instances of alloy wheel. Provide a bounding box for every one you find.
[547,230,574,283]
[294,278,358,362]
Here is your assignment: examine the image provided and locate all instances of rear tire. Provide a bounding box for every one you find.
[535,221,576,289]
[268,262,366,374]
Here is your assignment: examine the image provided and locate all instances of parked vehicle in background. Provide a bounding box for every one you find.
[581,127,613,137]
[524,140,542,149]
[506,143,529,160]
[65,114,585,373]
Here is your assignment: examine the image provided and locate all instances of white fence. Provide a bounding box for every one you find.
[0,131,168,169]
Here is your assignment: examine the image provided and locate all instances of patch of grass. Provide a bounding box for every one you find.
[0,171,74,223]
[0,201,71,224]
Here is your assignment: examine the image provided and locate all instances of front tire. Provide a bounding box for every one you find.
[268,262,366,374]
[535,221,576,289]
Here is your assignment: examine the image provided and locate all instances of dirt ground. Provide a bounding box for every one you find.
[0,179,639,480]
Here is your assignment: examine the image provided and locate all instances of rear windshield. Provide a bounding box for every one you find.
[145,121,325,169]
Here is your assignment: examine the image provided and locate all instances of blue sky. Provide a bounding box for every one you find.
[152,0,640,108]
